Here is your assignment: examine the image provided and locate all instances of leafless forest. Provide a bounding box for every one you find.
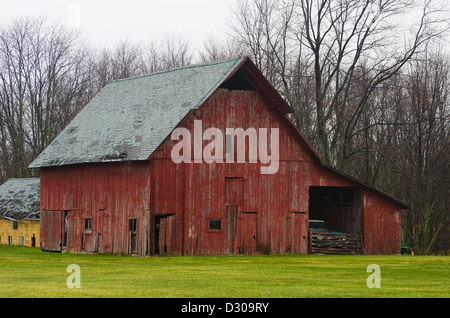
[0,0,448,254]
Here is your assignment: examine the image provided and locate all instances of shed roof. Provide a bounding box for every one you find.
[30,56,293,168]
[0,178,40,220]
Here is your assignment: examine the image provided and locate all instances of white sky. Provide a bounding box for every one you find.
[0,0,240,50]
[1,0,448,54]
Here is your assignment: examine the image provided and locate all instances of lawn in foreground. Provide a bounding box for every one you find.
[0,245,448,298]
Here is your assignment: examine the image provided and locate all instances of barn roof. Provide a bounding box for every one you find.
[0,178,40,220]
[29,56,293,168]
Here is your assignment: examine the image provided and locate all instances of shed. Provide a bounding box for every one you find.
[29,56,407,256]
[0,178,40,247]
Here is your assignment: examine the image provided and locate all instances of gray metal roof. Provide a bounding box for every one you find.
[0,178,40,220]
[29,56,247,168]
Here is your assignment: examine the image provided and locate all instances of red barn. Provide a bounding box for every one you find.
[29,56,407,256]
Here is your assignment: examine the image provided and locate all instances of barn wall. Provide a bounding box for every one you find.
[150,88,314,255]
[151,88,368,255]
[150,88,403,255]
[40,162,151,256]
[363,189,402,254]
[39,87,403,256]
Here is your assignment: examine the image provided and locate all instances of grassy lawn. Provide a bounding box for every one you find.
[0,245,448,298]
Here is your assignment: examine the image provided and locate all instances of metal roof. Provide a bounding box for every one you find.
[0,178,40,220]
[29,56,247,168]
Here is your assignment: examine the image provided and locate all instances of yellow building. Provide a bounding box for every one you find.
[0,178,40,248]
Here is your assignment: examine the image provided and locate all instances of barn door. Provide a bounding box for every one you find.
[225,177,244,254]
[62,211,71,250]
[82,218,99,253]
[129,218,137,254]
[62,211,68,249]
[100,211,111,253]
[41,210,63,252]
[155,214,176,256]
[238,212,257,255]
[290,212,308,254]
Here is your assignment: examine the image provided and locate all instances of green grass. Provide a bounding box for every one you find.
[0,245,448,298]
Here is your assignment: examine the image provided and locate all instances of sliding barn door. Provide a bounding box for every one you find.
[225,177,258,255]
[238,212,257,255]
[41,211,63,252]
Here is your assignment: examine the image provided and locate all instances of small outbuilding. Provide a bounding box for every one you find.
[29,56,407,256]
[0,178,40,247]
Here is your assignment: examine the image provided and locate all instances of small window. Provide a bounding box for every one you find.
[209,219,221,230]
[129,219,137,233]
[225,134,233,160]
[85,218,92,232]
[13,221,18,230]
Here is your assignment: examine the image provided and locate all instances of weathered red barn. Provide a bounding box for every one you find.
[29,56,407,256]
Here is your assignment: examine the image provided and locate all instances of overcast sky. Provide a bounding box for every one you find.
[1,0,449,54]
[0,0,239,50]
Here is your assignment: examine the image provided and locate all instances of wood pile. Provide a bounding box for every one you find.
[309,231,363,255]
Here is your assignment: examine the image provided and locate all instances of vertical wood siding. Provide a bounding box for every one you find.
[39,88,404,256]
[40,162,151,255]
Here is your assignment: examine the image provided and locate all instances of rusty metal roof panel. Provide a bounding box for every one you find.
[29,57,247,168]
[0,178,40,220]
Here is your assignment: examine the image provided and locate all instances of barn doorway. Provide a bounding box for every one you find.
[225,177,244,254]
[237,212,257,255]
[40,210,63,252]
[154,214,175,256]
[309,186,360,235]
[63,211,69,249]
[129,218,137,254]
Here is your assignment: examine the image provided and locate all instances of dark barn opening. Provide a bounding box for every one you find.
[219,68,255,91]
[129,218,137,254]
[309,186,361,235]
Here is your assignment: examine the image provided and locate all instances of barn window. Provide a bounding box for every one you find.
[209,218,221,230]
[84,218,92,232]
[13,221,18,230]
[226,134,233,161]
[129,219,137,233]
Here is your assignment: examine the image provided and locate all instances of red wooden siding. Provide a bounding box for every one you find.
[39,87,404,256]
[363,190,402,254]
[40,162,151,255]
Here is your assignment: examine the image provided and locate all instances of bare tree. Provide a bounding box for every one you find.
[198,35,245,62]
[90,39,143,95]
[393,45,450,254]
[91,36,194,94]
[160,36,193,70]
[0,17,91,180]
[231,0,448,168]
